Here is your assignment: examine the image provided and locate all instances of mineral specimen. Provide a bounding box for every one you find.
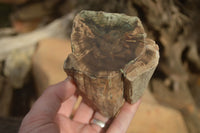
[64,10,159,117]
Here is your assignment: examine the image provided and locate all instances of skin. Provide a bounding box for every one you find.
[19,77,141,133]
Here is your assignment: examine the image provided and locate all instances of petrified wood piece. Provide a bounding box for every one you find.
[64,10,159,117]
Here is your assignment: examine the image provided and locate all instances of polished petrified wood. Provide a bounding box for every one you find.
[64,10,159,117]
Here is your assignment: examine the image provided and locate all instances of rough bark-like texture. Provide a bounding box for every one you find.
[64,10,159,117]
[123,39,159,104]
[69,0,200,131]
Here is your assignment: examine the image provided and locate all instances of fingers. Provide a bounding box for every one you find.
[28,77,76,120]
[58,95,77,117]
[73,101,94,123]
[107,99,141,133]
[90,112,109,132]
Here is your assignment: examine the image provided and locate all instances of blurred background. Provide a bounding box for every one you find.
[0,0,200,133]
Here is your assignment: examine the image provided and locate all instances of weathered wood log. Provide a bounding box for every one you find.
[64,10,159,117]
[0,11,75,61]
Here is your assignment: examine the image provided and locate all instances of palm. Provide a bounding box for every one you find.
[56,113,99,133]
[55,95,107,133]
[19,79,140,133]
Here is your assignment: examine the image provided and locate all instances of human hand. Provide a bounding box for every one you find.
[19,77,141,133]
